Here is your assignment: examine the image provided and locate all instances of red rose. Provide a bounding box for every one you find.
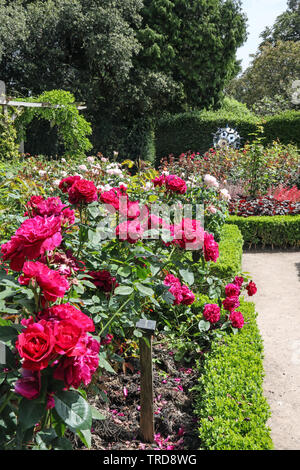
[59,175,81,193]
[165,175,187,194]
[88,270,118,292]
[68,179,98,205]
[229,310,244,329]
[38,303,95,333]
[246,281,257,296]
[100,187,127,211]
[1,215,62,271]
[225,283,240,297]
[16,320,56,371]
[203,304,220,323]
[222,296,240,312]
[203,232,219,263]
[152,175,166,187]
[53,320,86,356]
[18,261,70,302]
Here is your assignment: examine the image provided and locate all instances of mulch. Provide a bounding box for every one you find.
[73,338,203,450]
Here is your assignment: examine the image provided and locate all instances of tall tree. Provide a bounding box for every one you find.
[0,0,248,157]
[260,0,300,45]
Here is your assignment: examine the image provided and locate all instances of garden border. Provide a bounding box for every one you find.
[227,215,300,249]
[193,223,273,449]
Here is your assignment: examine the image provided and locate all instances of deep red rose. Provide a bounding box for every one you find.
[165,175,187,194]
[225,283,240,297]
[234,276,244,287]
[53,335,100,389]
[15,369,41,400]
[88,270,118,292]
[59,175,81,193]
[53,320,86,356]
[1,215,62,271]
[152,175,166,187]
[38,303,95,333]
[27,196,67,218]
[246,281,257,296]
[222,296,240,312]
[16,320,56,371]
[68,179,98,205]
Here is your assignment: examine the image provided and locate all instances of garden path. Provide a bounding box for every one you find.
[243,251,300,450]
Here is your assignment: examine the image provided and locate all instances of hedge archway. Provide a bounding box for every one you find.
[15,90,92,157]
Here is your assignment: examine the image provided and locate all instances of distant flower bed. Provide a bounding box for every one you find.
[229,195,300,217]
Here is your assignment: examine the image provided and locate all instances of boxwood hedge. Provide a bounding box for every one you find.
[193,223,273,450]
[227,215,300,249]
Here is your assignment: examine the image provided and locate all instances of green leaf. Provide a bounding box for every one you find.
[179,269,194,286]
[52,436,73,450]
[76,428,91,449]
[0,326,20,345]
[54,391,92,431]
[90,406,106,421]
[18,398,46,430]
[114,285,133,296]
[135,282,154,297]
[198,320,211,332]
[98,352,115,374]
[117,266,131,277]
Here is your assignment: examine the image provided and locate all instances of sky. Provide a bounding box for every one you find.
[236,0,288,71]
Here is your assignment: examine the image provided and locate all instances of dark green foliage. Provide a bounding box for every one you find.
[155,109,300,161]
[263,111,300,147]
[0,0,247,160]
[194,299,273,450]
[155,110,258,161]
[227,215,300,249]
[209,224,244,282]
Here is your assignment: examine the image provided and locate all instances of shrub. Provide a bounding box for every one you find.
[264,111,300,147]
[155,110,258,164]
[209,224,244,282]
[155,109,300,165]
[229,196,300,217]
[227,215,300,248]
[0,113,19,160]
[194,299,273,450]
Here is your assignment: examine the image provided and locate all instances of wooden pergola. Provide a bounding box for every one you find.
[0,80,87,152]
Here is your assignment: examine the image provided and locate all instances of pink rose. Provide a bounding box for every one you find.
[18,261,70,302]
[203,232,219,262]
[116,220,144,244]
[1,215,62,271]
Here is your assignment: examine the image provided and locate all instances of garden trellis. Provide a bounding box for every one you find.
[0,80,87,153]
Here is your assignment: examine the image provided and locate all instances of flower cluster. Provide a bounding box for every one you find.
[164,274,195,306]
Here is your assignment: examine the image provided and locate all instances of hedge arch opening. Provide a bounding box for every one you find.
[15,90,92,158]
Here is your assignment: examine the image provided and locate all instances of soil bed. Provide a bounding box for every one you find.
[74,338,203,450]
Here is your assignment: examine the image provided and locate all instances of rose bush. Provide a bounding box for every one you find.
[0,153,258,450]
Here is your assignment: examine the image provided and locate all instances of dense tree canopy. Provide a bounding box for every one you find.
[260,0,300,45]
[0,0,247,157]
[226,41,300,115]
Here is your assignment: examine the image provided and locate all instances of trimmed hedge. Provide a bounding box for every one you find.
[209,224,244,281]
[155,110,258,163]
[155,109,300,162]
[263,111,300,148]
[193,223,273,449]
[194,299,273,450]
[227,215,300,249]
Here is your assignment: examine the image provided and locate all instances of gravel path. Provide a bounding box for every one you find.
[242,251,300,450]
